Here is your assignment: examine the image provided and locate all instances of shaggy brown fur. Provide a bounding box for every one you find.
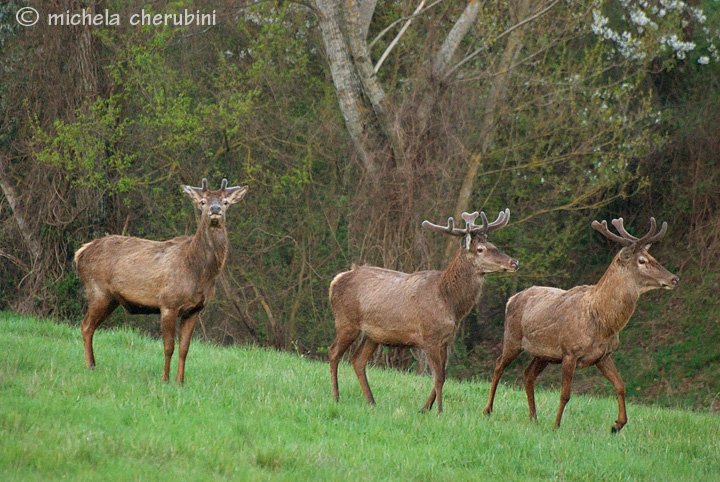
[483,217,679,432]
[329,210,518,413]
[75,179,248,383]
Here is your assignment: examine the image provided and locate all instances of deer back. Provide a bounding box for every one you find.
[75,234,201,309]
[330,265,453,346]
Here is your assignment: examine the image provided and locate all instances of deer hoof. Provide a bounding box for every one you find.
[611,425,621,434]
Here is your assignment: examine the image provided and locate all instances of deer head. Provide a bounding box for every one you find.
[592,217,679,291]
[423,209,519,273]
[182,178,248,227]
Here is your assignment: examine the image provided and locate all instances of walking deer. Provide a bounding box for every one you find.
[329,209,518,413]
[483,217,679,432]
[74,179,248,383]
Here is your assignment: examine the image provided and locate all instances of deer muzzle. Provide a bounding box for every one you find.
[210,203,222,216]
[659,274,680,290]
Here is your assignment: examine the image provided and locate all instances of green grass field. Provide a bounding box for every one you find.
[1,312,718,481]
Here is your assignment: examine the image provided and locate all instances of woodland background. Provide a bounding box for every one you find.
[1,0,718,410]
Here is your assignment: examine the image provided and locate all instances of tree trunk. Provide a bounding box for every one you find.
[343,0,406,169]
[446,0,532,258]
[77,2,97,95]
[316,0,376,176]
[359,0,379,39]
[0,157,41,261]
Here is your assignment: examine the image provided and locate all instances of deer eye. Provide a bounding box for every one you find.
[200,199,207,205]
[638,257,647,265]
[477,246,485,253]
[224,200,229,205]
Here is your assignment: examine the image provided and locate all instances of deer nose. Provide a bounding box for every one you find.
[210,204,222,215]
[509,259,519,270]
[671,276,679,286]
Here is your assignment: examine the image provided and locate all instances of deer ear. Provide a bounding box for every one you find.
[618,247,634,264]
[181,185,203,203]
[225,185,248,205]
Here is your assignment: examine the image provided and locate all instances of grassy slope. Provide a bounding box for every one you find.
[1,312,719,481]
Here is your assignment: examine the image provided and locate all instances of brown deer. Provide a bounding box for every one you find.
[329,209,519,413]
[483,217,679,432]
[74,179,248,383]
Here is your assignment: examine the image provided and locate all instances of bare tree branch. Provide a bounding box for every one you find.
[368,0,447,49]
[0,156,42,261]
[374,0,426,73]
[432,0,480,79]
[446,0,561,79]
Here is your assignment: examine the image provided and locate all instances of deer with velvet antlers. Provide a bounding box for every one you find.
[483,217,679,432]
[75,178,248,383]
[329,209,519,413]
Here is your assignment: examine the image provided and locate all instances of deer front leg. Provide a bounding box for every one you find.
[81,297,119,369]
[595,356,627,433]
[329,327,359,402]
[176,312,200,384]
[484,344,522,415]
[421,345,446,413]
[160,308,179,382]
[555,355,577,428]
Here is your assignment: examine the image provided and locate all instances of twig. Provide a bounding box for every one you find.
[374,0,426,73]
[447,0,561,78]
[368,0,446,49]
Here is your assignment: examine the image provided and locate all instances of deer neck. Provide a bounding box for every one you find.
[439,249,484,323]
[188,215,229,283]
[591,259,640,338]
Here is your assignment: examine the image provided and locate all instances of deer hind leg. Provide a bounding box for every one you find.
[351,337,379,405]
[176,312,200,384]
[524,357,549,421]
[483,342,522,415]
[329,326,360,402]
[595,356,627,434]
[554,355,577,428]
[160,308,179,382]
[421,345,447,414]
[81,296,119,369]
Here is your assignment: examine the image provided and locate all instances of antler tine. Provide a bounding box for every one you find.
[478,212,489,233]
[611,217,640,242]
[592,220,633,246]
[472,208,510,235]
[485,208,510,234]
[644,220,668,245]
[461,211,480,233]
[636,217,668,246]
[220,178,228,191]
[201,178,208,192]
[422,217,466,236]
